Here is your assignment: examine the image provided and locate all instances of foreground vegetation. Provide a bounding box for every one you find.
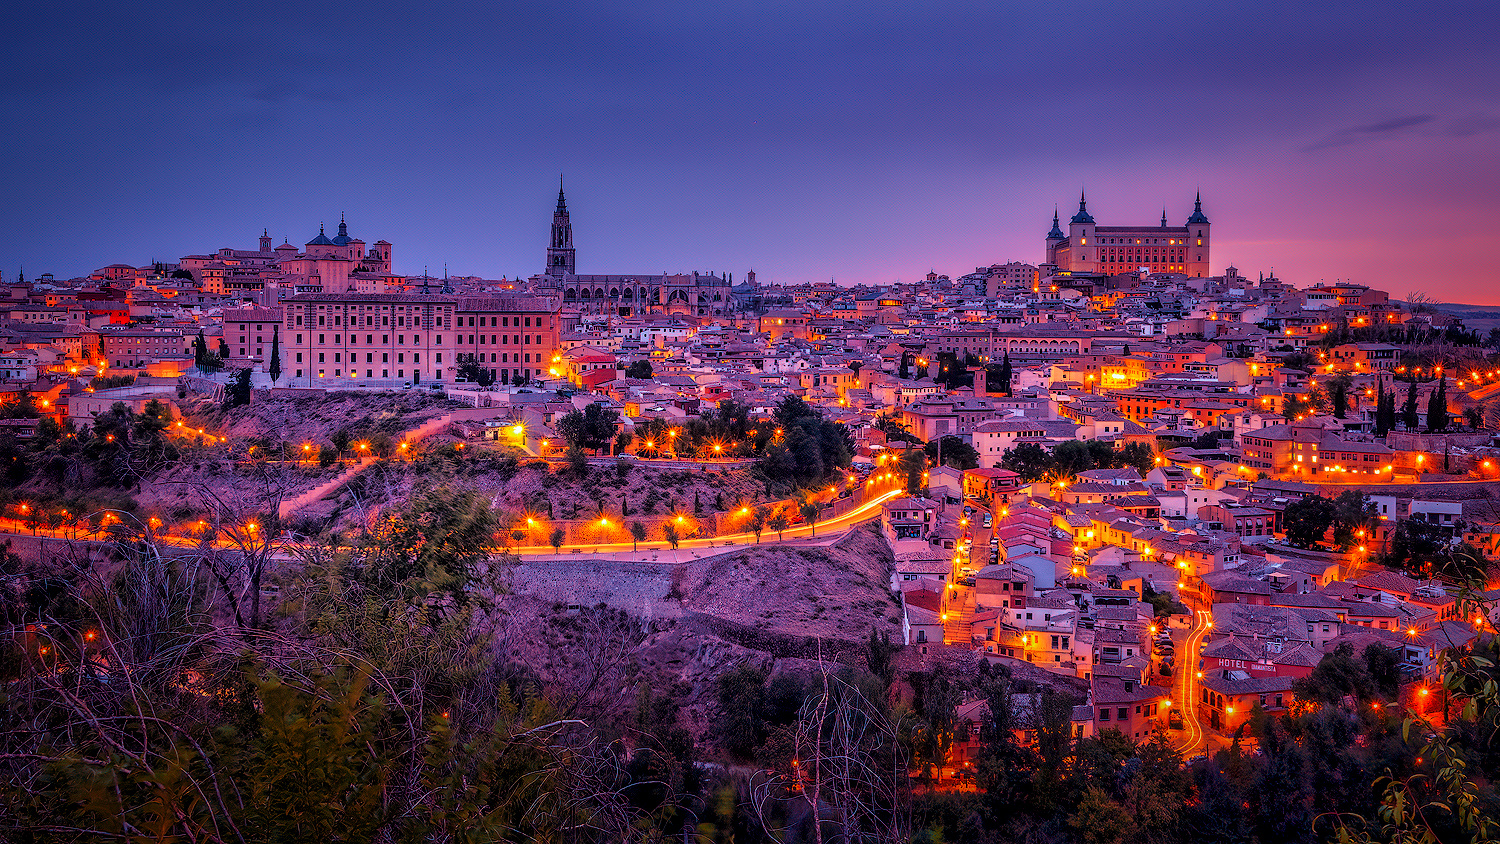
[1,484,1496,843]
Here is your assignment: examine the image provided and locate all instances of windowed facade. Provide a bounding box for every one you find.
[283,293,559,388]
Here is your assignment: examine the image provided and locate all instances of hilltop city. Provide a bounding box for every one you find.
[2,186,1497,841]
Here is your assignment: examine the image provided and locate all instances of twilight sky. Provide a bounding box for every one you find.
[3,1,1498,301]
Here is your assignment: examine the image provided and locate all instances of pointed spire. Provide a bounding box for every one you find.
[1161,208,1168,228]
[557,174,567,213]
[1047,206,1065,239]
[1069,190,1094,225]
[1187,189,1210,224]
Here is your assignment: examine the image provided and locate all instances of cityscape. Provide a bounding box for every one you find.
[3,3,1499,843]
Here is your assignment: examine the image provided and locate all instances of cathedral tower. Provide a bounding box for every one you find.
[546,178,575,279]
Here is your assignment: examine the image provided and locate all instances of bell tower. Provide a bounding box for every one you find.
[545,176,576,280]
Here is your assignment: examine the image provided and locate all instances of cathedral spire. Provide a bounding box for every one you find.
[546,179,576,279]
[1162,208,1168,228]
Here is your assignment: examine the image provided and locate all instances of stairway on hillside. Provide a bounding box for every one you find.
[942,587,977,646]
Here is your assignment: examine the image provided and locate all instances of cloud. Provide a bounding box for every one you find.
[1445,112,1500,137]
[1302,114,1436,151]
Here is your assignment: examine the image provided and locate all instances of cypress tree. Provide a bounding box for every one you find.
[1427,374,1448,432]
[1403,380,1420,430]
[998,352,1013,396]
[268,324,282,384]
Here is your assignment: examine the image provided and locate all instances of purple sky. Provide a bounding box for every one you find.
[3,2,1498,300]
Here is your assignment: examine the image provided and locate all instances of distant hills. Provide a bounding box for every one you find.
[1434,302,1500,332]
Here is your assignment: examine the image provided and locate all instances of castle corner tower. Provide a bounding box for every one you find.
[1067,190,1097,273]
[1184,190,1211,278]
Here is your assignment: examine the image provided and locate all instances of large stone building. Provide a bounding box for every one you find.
[531,183,732,317]
[180,218,394,292]
[280,291,559,389]
[1046,192,1211,277]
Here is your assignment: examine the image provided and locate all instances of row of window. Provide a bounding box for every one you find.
[298,315,440,328]
[297,352,440,364]
[1098,702,1159,722]
[294,333,549,347]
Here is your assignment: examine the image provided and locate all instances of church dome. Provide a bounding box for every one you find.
[307,224,335,247]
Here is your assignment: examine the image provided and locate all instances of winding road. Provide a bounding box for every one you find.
[1171,608,1213,756]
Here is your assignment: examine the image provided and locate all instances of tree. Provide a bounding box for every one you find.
[767,508,790,541]
[223,367,253,409]
[194,329,207,368]
[457,359,495,386]
[218,337,230,358]
[1329,375,1350,419]
[1465,405,1485,429]
[565,443,589,478]
[924,435,980,470]
[549,526,565,552]
[662,522,680,550]
[901,444,927,494]
[356,487,498,597]
[1291,642,1382,706]
[1374,381,1396,436]
[1283,493,1338,548]
[1000,442,1054,481]
[873,412,916,445]
[747,506,766,543]
[998,352,1013,396]
[625,359,653,379]
[268,324,282,384]
[555,403,620,453]
[1117,441,1156,476]
[1283,392,1311,421]
[1427,373,1449,431]
[715,665,769,760]
[1329,489,1374,549]
[1403,379,1420,430]
[866,629,896,682]
[798,496,820,536]
[629,520,647,551]
[757,398,853,490]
